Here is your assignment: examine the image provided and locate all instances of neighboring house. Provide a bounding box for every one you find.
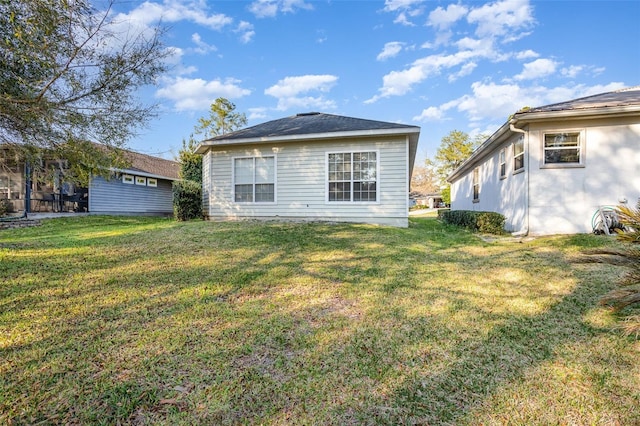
[447,87,640,236]
[0,147,179,216]
[195,112,420,227]
[411,191,445,208]
[88,149,179,215]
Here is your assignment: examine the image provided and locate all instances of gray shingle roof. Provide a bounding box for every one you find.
[121,149,180,180]
[516,86,640,115]
[201,112,420,144]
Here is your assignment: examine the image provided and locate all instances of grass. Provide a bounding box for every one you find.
[1,216,638,425]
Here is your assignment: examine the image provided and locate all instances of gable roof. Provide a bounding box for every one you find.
[119,148,180,180]
[448,86,640,183]
[195,112,421,176]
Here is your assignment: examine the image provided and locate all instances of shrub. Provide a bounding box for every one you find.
[440,210,506,234]
[0,198,13,217]
[173,180,202,221]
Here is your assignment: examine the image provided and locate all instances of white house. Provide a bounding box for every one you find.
[447,87,640,236]
[195,112,420,227]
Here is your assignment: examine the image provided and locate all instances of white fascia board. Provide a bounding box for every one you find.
[112,168,179,181]
[195,127,420,153]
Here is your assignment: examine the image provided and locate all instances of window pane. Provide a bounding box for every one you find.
[544,133,580,164]
[545,148,580,164]
[255,157,274,183]
[328,182,350,201]
[234,158,254,184]
[235,184,253,202]
[353,182,376,201]
[255,184,274,202]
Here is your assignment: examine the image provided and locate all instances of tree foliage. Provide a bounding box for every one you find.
[410,163,439,195]
[178,135,202,184]
[195,97,247,138]
[0,0,168,184]
[431,130,484,202]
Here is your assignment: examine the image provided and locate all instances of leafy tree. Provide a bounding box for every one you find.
[178,135,202,184]
[0,0,168,184]
[195,97,248,138]
[433,130,485,203]
[174,98,247,220]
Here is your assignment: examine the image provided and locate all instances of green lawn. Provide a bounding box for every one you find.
[1,216,638,425]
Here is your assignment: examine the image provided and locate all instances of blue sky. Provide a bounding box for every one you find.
[111,0,640,162]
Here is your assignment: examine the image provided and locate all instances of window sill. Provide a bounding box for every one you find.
[472,199,480,204]
[513,168,525,176]
[540,163,585,169]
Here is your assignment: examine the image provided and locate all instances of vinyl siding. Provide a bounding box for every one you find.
[203,136,410,227]
[451,115,640,235]
[89,175,174,215]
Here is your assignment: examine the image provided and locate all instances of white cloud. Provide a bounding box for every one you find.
[249,0,314,18]
[449,62,477,82]
[514,58,558,80]
[235,21,255,44]
[377,42,405,61]
[429,81,628,126]
[383,0,425,25]
[427,4,468,30]
[156,77,251,111]
[515,49,539,60]
[366,50,480,102]
[114,0,233,31]
[247,107,269,121]
[413,106,446,121]
[561,65,584,79]
[265,75,338,111]
[191,33,217,54]
[467,0,535,41]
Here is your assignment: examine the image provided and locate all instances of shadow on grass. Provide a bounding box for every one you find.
[0,216,629,424]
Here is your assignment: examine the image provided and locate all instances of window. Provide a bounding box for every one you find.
[472,167,480,202]
[543,131,582,165]
[327,151,377,202]
[234,156,275,203]
[499,148,506,178]
[135,176,147,186]
[147,178,158,188]
[513,136,524,172]
[122,174,134,184]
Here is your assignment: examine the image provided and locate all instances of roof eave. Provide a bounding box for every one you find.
[113,167,179,181]
[447,104,640,183]
[195,127,421,154]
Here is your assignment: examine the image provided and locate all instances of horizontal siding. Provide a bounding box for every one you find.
[89,175,174,214]
[204,137,409,226]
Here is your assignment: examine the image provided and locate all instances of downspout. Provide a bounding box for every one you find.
[509,120,529,236]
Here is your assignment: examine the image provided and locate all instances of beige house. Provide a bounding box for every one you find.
[448,87,640,235]
[196,112,420,227]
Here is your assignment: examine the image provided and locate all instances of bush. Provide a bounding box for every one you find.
[173,180,202,221]
[440,210,506,234]
[0,198,13,217]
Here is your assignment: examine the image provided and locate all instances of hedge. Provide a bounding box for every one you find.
[440,210,506,234]
[173,180,202,221]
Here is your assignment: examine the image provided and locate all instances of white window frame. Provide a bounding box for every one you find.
[513,136,525,174]
[147,178,158,188]
[135,176,147,186]
[498,148,506,179]
[122,174,134,184]
[325,150,380,204]
[232,155,277,204]
[541,129,585,168]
